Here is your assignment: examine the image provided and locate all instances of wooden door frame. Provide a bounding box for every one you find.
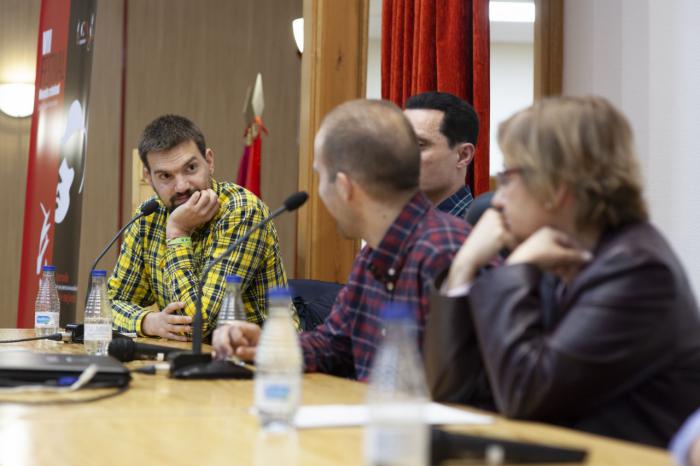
[296,0,368,281]
[534,0,563,98]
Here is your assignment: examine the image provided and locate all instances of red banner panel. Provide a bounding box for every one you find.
[18,0,97,327]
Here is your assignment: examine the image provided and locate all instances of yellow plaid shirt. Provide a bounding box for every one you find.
[108,180,288,336]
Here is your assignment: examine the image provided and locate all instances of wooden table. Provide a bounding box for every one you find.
[0,329,672,466]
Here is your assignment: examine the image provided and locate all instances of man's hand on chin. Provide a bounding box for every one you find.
[166,189,220,239]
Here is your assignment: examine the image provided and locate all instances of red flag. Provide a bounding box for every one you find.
[237,116,267,197]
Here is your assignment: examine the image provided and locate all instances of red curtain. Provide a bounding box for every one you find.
[382,0,490,195]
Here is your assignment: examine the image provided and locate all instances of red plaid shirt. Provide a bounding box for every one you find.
[299,192,470,381]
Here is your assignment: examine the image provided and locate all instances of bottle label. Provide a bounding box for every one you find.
[83,323,112,341]
[254,375,301,414]
[35,312,57,328]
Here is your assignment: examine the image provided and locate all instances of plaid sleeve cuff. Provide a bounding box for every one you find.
[135,310,153,336]
[111,301,151,336]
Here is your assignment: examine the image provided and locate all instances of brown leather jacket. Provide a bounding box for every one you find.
[425,221,700,447]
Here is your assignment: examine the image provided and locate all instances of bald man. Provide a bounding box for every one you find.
[213,99,469,380]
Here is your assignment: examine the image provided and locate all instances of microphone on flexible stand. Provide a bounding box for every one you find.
[64,199,160,344]
[168,191,309,379]
[83,198,160,310]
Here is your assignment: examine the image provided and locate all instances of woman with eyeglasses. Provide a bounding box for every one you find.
[424,95,700,447]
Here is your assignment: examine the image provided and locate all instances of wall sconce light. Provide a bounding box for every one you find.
[0,82,35,118]
[292,18,304,53]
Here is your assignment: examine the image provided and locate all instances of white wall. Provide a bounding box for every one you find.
[366,37,382,99]
[563,0,700,293]
[490,42,533,174]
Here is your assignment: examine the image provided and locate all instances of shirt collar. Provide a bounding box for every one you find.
[366,192,432,290]
[437,185,473,218]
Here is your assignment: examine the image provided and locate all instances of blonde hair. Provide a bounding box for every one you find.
[497,96,648,230]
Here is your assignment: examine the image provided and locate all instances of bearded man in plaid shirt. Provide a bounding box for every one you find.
[108,115,289,340]
[213,99,470,380]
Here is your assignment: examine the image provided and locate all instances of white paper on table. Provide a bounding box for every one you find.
[294,402,492,429]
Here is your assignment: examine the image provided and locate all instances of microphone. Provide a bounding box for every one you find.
[281,191,309,212]
[83,199,159,310]
[108,338,179,362]
[169,191,308,379]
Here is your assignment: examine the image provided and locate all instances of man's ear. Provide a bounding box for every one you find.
[335,171,353,202]
[456,142,475,168]
[142,164,154,189]
[205,148,215,175]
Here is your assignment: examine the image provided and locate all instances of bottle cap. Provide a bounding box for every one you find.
[226,275,242,284]
[380,303,413,321]
[267,287,291,300]
[42,265,56,272]
[91,269,107,277]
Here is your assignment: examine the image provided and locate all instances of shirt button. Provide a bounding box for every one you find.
[386,282,394,291]
[388,268,396,276]
[381,328,386,336]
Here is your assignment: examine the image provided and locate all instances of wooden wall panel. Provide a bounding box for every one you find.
[296,0,368,282]
[124,0,302,276]
[74,0,125,319]
[0,0,40,327]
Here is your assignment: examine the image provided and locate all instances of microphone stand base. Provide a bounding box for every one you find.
[168,352,253,380]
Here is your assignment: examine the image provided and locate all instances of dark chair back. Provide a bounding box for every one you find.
[288,279,344,331]
[465,191,494,226]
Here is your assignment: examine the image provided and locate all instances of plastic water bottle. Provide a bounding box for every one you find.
[218,275,247,327]
[254,287,302,432]
[34,265,61,344]
[83,269,113,356]
[364,304,429,466]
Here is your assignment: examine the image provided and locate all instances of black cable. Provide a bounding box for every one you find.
[0,333,63,344]
[130,363,174,375]
[0,385,130,405]
[131,365,156,375]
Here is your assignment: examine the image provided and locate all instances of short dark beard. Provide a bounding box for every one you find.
[167,189,195,213]
[163,176,213,213]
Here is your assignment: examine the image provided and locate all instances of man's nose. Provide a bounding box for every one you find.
[174,175,191,193]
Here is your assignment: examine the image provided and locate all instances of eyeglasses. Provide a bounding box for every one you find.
[495,167,525,188]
